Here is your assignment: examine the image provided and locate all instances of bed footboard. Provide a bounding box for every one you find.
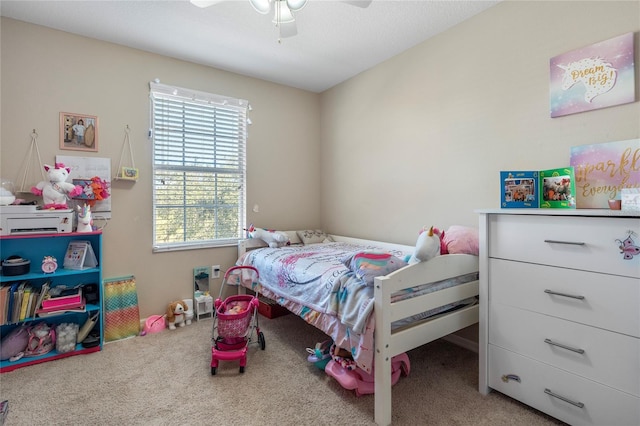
[373,254,479,426]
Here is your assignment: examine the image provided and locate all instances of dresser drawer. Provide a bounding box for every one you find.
[489,258,640,337]
[488,214,640,278]
[490,303,640,396]
[488,345,640,426]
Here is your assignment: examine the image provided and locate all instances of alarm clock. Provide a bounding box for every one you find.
[42,256,58,274]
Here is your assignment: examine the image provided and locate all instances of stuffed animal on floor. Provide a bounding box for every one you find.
[408,226,442,264]
[166,300,191,330]
[31,163,82,209]
[245,223,289,248]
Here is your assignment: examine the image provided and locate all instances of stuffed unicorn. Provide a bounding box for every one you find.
[76,204,93,233]
[246,224,289,248]
[408,226,442,264]
[31,163,82,209]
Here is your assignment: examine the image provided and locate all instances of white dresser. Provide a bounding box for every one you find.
[477,209,640,426]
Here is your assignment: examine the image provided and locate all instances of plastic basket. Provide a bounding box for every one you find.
[144,315,166,334]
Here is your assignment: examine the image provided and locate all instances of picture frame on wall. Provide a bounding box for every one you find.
[60,112,98,152]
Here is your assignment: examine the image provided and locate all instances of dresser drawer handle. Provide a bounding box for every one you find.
[544,289,585,300]
[544,388,585,409]
[501,374,521,383]
[544,239,585,246]
[544,338,585,354]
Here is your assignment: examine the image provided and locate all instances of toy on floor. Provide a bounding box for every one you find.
[306,339,333,370]
[325,347,410,396]
[31,163,82,209]
[211,266,265,375]
[166,300,191,330]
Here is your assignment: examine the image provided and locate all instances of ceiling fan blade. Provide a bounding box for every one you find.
[190,0,225,8]
[278,21,298,38]
[342,0,372,7]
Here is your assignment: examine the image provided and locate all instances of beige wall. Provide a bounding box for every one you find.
[1,18,321,318]
[320,0,640,244]
[2,1,639,320]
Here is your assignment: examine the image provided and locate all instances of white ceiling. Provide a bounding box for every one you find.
[0,0,501,93]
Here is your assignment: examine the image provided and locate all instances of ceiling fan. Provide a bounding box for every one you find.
[190,0,372,42]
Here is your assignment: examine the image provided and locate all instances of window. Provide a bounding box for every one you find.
[150,82,249,251]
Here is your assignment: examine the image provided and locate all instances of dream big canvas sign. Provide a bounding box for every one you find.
[550,32,635,118]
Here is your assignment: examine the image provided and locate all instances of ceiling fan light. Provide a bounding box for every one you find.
[189,0,222,8]
[249,0,272,14]
[272,1,295,24]
[285,0,307,12]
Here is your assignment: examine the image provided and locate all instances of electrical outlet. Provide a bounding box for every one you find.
[211,265,221,279]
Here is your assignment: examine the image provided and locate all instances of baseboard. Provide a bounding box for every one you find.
[442,334,478,353]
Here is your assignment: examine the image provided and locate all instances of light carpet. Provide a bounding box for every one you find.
[0,314,564,425]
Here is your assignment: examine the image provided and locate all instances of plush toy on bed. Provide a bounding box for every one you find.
[432,227,447,255]
[245,223,289,248]
[166,300,191,330]
[408,226,442,264]
[438,225,479,255]
[31,163,83,209]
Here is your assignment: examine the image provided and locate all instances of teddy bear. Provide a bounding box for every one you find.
[245,223,289,248]
[166,300,191,330]
[31,163,82,209]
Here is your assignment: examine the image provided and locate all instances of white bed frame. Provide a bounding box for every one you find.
[238,232,479,426]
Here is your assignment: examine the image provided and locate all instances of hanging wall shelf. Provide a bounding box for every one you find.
[114,125,139,181]
[16,129,46,193]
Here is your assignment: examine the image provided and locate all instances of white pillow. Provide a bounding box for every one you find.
[296,229,333,245]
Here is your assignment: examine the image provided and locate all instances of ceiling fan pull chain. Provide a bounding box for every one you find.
[276,0,282,43]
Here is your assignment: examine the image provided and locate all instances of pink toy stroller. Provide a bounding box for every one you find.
[211,266,265,375]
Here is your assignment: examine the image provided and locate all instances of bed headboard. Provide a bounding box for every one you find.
[237,231,301,258]
[238,231,414,259]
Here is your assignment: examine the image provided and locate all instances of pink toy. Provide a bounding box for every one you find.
[441,225,479,255]
[325,352,410,396]
[31,163,82,209]
[432,227,447,255]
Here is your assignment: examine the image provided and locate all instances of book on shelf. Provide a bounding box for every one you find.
[11,282,26,323]
[19,284,32,321]
[41,288,82,310]
[27,291,38,319]
[34,281,50,314]
[36,298,86,317]
[0,285,9,326]
[63,240,98,270]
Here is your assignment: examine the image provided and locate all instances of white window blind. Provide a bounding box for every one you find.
[150,82,248,251]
